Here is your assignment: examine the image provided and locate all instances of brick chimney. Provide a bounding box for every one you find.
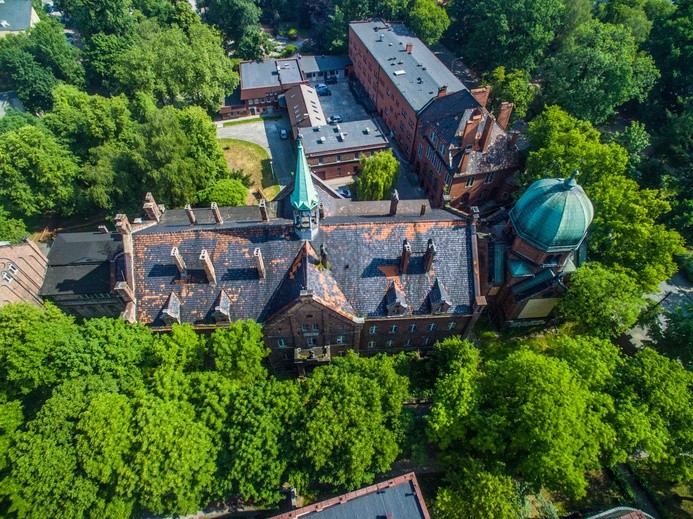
[461,111,483,149]
[259,199,269,221]
[142,192,161,222]
[319,203,326,219]
[185,204,196,225]
[200,249,216,284]
[114,280,134,303]
[320,243,329,268]
[458,148,472,173]
[423,238,436,272]
[420,204,427,216]
[400,239,411,274]
[389,189,400,216]
[115,214,131,235]
[405,42,413,54]
[437,85,447,98]
[510,130,519,147]
[470,86,491,108]
[171,247,186,276]
[254,247,266,279]
[98,225,109,234]
[480,115,495,152]
[211,202,223,224]
[497,102,513,129]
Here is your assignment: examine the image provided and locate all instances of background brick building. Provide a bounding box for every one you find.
[0,239,47,307]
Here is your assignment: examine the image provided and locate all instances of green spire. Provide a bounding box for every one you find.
[290,136,319,212]
[563,169,579,189]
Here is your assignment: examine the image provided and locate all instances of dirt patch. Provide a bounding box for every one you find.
[219,138,281,202]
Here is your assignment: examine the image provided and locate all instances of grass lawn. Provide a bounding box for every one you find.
[547,469,636,517]
[219,138,281,201]
[631,463,693,518]
[222,115,282,127]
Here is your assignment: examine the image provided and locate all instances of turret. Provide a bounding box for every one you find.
[290,136,320,240]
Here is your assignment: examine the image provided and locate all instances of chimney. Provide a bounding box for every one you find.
[319,203,326,219]
[254,247,266,279]
[461,111,482,149]
[470,86,491,108]
[458,148,472,173]
[142,192,161,222]
[200,249,216,284]
[320,243,329,268]
[480,115,495,152]
[115,214,131,235]
[420,203,427,216]
[211,202,223,224]
[423,238,436,272]
[389,189,400,216]
[114,280,134,303]
[510,130,519,147]
[171,247,186,276]
[185,204,196,225]
[400,239,411,274]
[405,42,413,54]
[259,199,269,221]
[497,102,513,130]
[98,225,109,234]
[437,85,447,98]
[470,206,480,223]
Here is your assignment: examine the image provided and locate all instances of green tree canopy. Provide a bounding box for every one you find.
[482,67,538,120]
[56,0,134,38]
[543,20,659,123]
[0,47,57,112]
[406,0,450,45]
[354,149,399,201]
[210,319,268,384]
[0,207,28,244]
[202,0,261,44]
[196,178,248,207]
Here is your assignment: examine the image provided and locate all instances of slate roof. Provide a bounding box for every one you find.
[286,84,326,128]
[299,120,389,155]
[239,59,304,93]
[349,20,465,112]
[0,0,35,32]
[299,55,352,75]
[270,472,430,519]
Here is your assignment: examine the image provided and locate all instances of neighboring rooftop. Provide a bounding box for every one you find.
[299,55,352,75]
[349,19,466,111]
[0,0,39,34]
[239,59,304,93]
[270,472,430,519]
[286,84,326,129]
[299,120,389,154]
[0,91,24,117]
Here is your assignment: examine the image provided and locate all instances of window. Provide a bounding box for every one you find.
[408,323,417,333]
[306,337,316,346]
[465,177,474,188]
[389,324,399,334]
[301,324,308,332]
[445,173,452,186]
[400,123,405,132]
[439,143,445,155]
[277,338,288,347]
[318,157,324,165]
[428,322,437,332]
[485,172,494,184]
[426,145,433,160]
[418,143,423,158]
[405,339,413,347]
[386,340,394,348]
[430,131,436,144]
[368,340,376,349]
[369,325,378,335]
[447,322,456,330]
[312,323,320,331]
[336,154,342,162]
[436,160,442,175]
[8,263,18,274]
[355,152,360,159]
[2,272,12,283]
[336,335,346,344]
[422,337,431,346]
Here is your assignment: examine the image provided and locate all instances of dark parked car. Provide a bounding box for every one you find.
[317,88,332,96]
[325,77,338,84]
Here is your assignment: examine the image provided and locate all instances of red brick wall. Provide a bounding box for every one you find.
[306,146,388,180]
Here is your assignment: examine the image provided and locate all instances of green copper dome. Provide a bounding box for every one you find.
[290,136,319,212]
[509,171,594,252]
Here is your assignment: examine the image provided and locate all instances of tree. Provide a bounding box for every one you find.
[26,18,85,87]
[82,33,133,89]
[0,47,57,112]
[196,178,248,207]
[610,121,650,179]
[483,67,538,120]
[354,149,399,201]
[56,0,134,37]
[0,207,28,244]
[0,125,79,215]
[543,21,659,124]
[558,263,647,338]
[235,27,274,60]
[406,0,450,45]
[447,0,565,73]
[597,0,654,44]
[203,0,261,44]
[210,320,267,385]
[651,303,693,370]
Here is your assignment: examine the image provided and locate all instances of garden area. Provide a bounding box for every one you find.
[219,138,281,202]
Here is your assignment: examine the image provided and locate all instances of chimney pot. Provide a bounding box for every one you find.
[319,203,326,219]
[254,247,266,279]
[423,238,436,272]
[405,42,413,54]
[320,243,329,269]
[211,202,223,224]
[259,199,269,221]
[185,204,196,225]
[114,280,134,303]
[420,203,427,216]
[389,189,400,216]
[98,225,109,234]
[115,214,132,235]
[470,86,491,108]
[400,239,411,274]
[171,247,187,276]
[480,115,495,152]
[437,85,447,98]
[142,192,161,222]
[200,249,216,284]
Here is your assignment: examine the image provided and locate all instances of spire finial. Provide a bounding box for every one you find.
[564,169,579,189]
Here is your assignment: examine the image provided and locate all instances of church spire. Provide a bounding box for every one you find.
[290,136,320,240]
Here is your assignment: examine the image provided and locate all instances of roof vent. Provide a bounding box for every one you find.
[0,20,9,28]
[397,60,403,64]
[320,136,326,143]
[364,127,370,134]
[394,70,406,76]
[388,43,393,46]
[339,132,346,140]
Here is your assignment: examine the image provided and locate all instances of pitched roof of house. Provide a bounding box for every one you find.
[270,472,430,519]
[299,120,389,155]
[0,0,36,32]
[349,20,465,112]
[298,55,352,75]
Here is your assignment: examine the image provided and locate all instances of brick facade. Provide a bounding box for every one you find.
[0,239,47,307]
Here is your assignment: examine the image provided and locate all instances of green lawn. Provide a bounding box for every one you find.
[222,115,282,127]
[218,138,281,201]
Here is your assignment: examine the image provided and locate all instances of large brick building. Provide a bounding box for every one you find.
[348,20,520,210]
[0,239,47,307]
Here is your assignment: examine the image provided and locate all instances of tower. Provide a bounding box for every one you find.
[290,135,320,240]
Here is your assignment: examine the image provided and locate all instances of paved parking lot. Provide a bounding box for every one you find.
[312,80,371,123]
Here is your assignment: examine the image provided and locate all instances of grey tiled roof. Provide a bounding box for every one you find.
[239,59,304,90]
[0,0,34,32]
[298,55,352,74]
[350,20,466,112]
[299,120,389,154]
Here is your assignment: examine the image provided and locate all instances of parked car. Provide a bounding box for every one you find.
[329,115,343,124]
[317,88,332,96]
[280,129,288,140]
[325,77,338,84]
[315,83,328,91]
[337,187,352,198]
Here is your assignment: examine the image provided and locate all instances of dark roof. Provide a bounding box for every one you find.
[349,20,465,112]
[299,120,389,155]
[40,263,114,296]
[270,473,430,519]
[419,89,481,140]
[240,59,303,91]
[223,87,243,107]
[298,55,352,74]
[0,0,35,32]
[46,232,123,265]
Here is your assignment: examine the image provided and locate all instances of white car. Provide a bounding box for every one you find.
[329,115,343,124]
[280,129,288,139]
[337,187,352,198]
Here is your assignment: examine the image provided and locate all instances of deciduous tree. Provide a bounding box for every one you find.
[483,67,538,120]
[406,0,450,45]
[354,149,399,201]
[0,207,28,244]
